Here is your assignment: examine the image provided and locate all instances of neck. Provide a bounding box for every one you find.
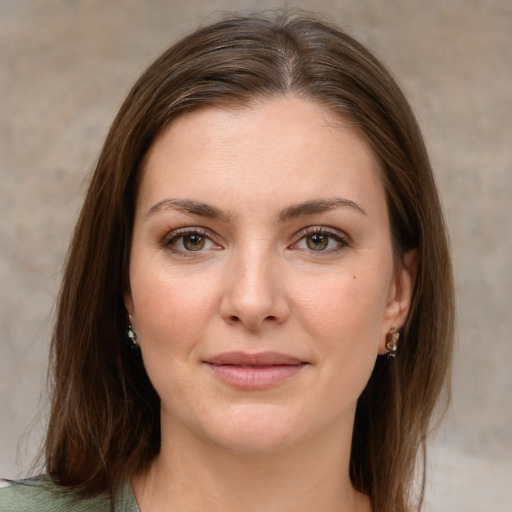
[133,418,371,512]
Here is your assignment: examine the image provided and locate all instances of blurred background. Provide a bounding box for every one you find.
[1,1,511,510]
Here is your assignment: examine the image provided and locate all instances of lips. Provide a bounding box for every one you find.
[204,351,307,390]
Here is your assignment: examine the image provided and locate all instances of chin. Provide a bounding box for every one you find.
[202,403,307,455]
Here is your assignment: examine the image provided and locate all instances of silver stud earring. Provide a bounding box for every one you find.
[385,330,400,358]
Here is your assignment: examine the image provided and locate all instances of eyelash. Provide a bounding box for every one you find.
[292,226,349,254]
[162,226,349,257]
[163,227,219,257]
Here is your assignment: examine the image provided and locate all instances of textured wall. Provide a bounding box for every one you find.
[1,1,511,510]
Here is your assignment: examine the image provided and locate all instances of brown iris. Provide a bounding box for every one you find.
[183,234,206,251]
[306,234,329,251]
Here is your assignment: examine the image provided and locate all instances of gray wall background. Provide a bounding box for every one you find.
[1,0,511,510]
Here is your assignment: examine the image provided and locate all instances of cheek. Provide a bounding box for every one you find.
[130,265,218,352]
[296,271,389,346]
[293,268,391,400]
[319,277,389,391]
[129,269,219,404]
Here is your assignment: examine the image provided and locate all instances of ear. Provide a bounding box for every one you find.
[124,292,134,322]
[378,249,418,355]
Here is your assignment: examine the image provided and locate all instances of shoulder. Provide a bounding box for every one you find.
[0,477,111,512]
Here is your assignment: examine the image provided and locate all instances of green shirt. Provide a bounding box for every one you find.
[0,478,140,512]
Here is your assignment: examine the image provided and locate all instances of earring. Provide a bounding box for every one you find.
[127,325,138,347]
[385,330,400,358]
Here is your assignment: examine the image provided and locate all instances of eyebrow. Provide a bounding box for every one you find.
[276,198,367,221]
[144,197,366,222]
[145,198,231,222]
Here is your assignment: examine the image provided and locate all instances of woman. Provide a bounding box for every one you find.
[1,12,454,512]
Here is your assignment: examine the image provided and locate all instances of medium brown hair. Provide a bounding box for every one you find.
[45,12,454,512]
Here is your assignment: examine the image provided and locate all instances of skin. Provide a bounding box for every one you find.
[125,96,416,512]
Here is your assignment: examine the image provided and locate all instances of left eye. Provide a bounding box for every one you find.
[306,233,330,251]
[293,229,348,252]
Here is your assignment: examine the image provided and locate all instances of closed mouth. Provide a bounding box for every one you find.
[205,351,306,366]
[204,352,308,389]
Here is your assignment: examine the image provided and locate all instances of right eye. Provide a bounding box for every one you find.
[164,228,220,256]
[180,233,207,251]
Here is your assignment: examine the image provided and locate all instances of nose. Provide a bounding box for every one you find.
[220,246,290,331]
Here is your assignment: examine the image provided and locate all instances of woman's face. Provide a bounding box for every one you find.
[126,96,415,454]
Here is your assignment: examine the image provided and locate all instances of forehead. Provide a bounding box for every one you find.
[137,96,386,221]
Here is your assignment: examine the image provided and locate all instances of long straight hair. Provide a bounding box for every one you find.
[45,12,454,512]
